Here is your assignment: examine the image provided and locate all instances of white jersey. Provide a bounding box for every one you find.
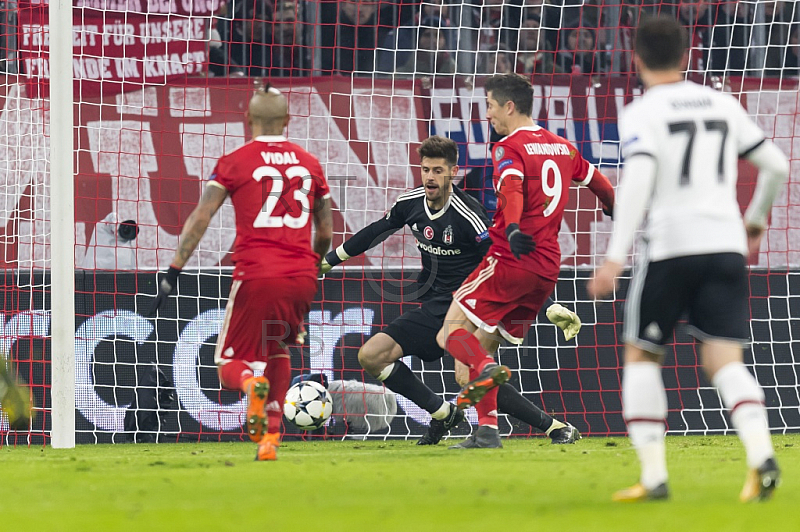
[610,81,765,262]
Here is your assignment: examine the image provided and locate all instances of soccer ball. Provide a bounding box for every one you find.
[283,380,333,430]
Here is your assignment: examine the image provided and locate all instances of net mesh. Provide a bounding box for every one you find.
[0,0,798,444]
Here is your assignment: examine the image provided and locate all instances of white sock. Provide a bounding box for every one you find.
[623,362,668,489]
[712,362,774,469]
[431,401,451,421]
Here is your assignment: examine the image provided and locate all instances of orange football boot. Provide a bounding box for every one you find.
[255,432,281,461]
[243,376,270,442]
[456,364,511,410]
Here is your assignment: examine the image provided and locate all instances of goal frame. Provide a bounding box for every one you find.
[49,0,76,449]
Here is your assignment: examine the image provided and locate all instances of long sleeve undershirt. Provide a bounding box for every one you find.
[325,215,403,266]
[743,140,790,229]
[605,155,657,264]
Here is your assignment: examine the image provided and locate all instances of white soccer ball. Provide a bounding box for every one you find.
[283,380,333,430]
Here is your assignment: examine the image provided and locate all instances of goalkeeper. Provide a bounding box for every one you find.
[321,135,580,444]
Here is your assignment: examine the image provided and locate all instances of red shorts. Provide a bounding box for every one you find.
[214,276,318,368]
[453,254,556,344]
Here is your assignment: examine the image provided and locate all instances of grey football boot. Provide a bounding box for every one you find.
[448,425,502,449]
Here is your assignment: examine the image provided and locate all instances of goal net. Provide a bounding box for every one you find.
[1,0,798,445]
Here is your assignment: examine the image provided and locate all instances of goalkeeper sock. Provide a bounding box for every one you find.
[623,362,668,489]
[217,360,253,391]
[265,353,291,434]
[445,328,493,371]
[497,383,555,433]
[378,362,446,416]
[713,362,774,469]
[472,367,499,428]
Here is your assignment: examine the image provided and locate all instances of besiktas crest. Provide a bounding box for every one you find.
[443,225,454,245]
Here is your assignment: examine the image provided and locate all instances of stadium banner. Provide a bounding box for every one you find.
[17,0,222,16]
[2,270,796,444]
[422,74,642,169]
[0,76,792,270]
[17,4,210,97]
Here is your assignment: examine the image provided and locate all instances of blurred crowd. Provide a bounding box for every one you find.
[205,0,800,79]
[1,1,798,79]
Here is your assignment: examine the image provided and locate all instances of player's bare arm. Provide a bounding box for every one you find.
[149,183,228,314]
[173,184,229,268]
[313,195,333,269]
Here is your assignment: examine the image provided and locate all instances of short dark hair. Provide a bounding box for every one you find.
[484,74,534,117]
[635,15,688,71]
[418,135,459,167]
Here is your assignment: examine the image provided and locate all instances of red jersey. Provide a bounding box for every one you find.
[489,125,595,281]
[209,135,330,280]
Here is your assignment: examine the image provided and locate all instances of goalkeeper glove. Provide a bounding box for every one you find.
[296,324,308,345]
[321,248,346,276]
[602,204,613,219]
[546,303,581,341]
[506,223,536,260]
[148,265,181,316]
[319,257,333,276]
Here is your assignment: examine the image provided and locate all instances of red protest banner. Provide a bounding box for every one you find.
[17,6,209,97]
[18,0,221,16]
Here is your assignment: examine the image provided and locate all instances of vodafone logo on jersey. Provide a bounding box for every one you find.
[416,241,461,256]
[424,226,434,240]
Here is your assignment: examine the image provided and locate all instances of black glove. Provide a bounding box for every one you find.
[602,205,613,219]
[506,223,536,260]
[148,266,181,316]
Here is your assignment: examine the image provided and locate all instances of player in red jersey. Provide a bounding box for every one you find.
[437,73,615,448]
[150,86,333,460]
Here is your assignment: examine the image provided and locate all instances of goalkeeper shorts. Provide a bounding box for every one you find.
[382,295,451,362]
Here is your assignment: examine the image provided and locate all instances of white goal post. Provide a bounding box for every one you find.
[49,0,75,449]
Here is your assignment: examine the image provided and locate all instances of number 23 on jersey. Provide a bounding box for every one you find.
[252,164,314,229]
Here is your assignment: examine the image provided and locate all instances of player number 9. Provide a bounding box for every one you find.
[252,165,313,229]
[541,159,562,217]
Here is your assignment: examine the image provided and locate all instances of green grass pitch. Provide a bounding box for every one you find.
[0,434,796,531]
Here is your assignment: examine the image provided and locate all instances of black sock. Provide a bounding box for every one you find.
[381,362,445,415]
[497,384,553,433]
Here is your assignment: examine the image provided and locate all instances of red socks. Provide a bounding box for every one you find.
[447,328,499,428]
[471,366,499,428]
[217,360,254,391]
[265,354,291,434]
[218,355,291,435]
[445,328,494,372]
